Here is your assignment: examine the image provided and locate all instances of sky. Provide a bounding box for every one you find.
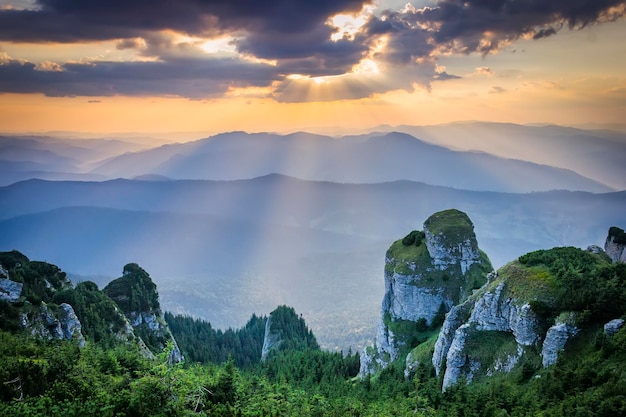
[1,0,625,137]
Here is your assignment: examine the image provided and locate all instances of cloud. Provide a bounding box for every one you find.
[473,67,494,77]
[385,0,626,55]
[0,0,369,42]
[0,0,625,101]
[0,54,281,98]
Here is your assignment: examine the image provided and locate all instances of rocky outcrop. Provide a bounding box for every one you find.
[467,283,540,346]
[432,300,472,375]
[605,227,626,263]
[434,280,541,390]
[104,263,183,363]
[360,209,492,378]
[541,320,579,367]
[22,302,86,347]
[604,318,624,336]
[0,277,23,302]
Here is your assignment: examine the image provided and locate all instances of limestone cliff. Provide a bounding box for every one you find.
[360,209,493,377]
[605,226,626,263]
[433,242,624,391]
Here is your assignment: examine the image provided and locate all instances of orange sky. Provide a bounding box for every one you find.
[1,1,625,137]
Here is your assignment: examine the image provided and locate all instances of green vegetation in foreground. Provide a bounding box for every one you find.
[1,323,624,416]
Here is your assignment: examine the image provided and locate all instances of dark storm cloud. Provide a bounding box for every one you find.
[369,0,626,57]
[0,0,368,42]
[0,0,625,101]
[0,56,281,98]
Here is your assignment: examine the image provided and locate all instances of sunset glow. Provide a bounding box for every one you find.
[0,0,625,136]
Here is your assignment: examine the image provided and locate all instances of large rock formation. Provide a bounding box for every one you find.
[360,209,493,377]
[433,242,623,391]
[605,226,626,263]
[104,263,183,363]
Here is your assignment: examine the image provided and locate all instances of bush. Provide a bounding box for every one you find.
[402,230,425,247]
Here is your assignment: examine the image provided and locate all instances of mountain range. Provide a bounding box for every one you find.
[1,122,625,350]
[4,122,626,192]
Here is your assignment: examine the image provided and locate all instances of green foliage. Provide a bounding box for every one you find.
[103,263,160,314]
[268,305,319,353]
[402,230,426,247]
[516,247,626,322]
[0,251,72,306]
[53,281,128,348]
[608,226,626,244]
[423,209,475,243]
[165,312,267,368]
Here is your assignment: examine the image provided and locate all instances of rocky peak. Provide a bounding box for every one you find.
[104,263,183,363]
[261,305,318,361]
[360,209,493,378]
[605,226,626,263]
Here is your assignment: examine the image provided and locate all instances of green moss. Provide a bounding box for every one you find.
[424,209,475,243]
[495,262,559,308]
[463,328,519,378]
[408,331,440,365]
[608,226,626,244]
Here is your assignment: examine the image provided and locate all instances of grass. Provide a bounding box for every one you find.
[463,327,519,377]
[423,209,475,242]
[494,262,559,307]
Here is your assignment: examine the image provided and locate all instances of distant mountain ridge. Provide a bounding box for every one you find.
[4,123,625,191]
[89,130,612,193]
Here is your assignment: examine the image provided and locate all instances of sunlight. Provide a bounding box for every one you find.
[200,37,238,55]
[328,5,374,41]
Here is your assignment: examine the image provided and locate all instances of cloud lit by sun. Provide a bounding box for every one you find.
[328,5,375,41]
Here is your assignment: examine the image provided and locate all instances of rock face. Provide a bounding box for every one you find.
[0,277,23,302]
[21,302,86,347]
[604,318,624,336]
[605,226,626,263]
[541,321,579,367]
[104,263,183,363]
[434,280,542,390]
[261,316,282,361]
[360,209,492,378]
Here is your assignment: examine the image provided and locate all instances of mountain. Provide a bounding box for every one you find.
[0,135,155,185]
[387,122,626,190]
[89,131,612,193]
[1,176,625,350]
[360,209,493,377]
[359,213,626,394]
[261,305,319,361]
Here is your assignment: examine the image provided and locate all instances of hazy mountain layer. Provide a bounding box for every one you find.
[89,131,611,193]
[388,122,626,190]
